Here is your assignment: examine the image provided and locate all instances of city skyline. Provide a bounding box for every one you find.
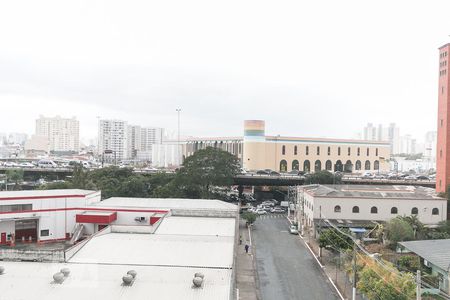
[1,1,450,141]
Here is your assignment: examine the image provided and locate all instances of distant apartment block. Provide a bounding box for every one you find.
[35,115,79,152]
[98,119,128,162]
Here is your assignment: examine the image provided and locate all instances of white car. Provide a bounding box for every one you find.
[255,209,267,215]
[3,162,18,167]
[19,162,35,168]
[270,207,285,213]
[289,225,299,235]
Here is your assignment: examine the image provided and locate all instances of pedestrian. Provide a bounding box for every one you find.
[245,244,249,253]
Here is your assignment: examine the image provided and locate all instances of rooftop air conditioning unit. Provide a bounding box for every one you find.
[424,260,430,267]
[134,217,147,223]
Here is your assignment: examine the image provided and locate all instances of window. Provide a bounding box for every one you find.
[282,145,286,155]
[367,148,370,156]
[325,160,332,171]
[391,207,398,214]
[334,205,341,213]
[292,160,299,171]
[303,160,310,172]
[370,206,378,214]
[338,147,341,156]
[352,206,359,213]
[355,160,361,170]
[348,147,351,156]
[317,146,320,155]
[432,208,439,215]
[375,148,378,156]
[40,230,49,237]
[411,207,418,215]
[441,119,444,127]
[294,146,298,155]
[279,160,287,172]
[314,160,321,172]
[365,160,371,170]
[357,147,360,156]
[440,150,443,158]
[374,160,380,170]
[306,146,309,155]
[327,147,331,155]
[0,204,32,212]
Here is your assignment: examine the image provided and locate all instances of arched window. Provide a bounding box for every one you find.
[338,147,341,156]
[325,160,332,171]
[411,207,418,215]
[374,160,380,170]
[335,160,343,172]
[432,208,439,215]
[314,160,321,172]
[376,148,378,156]
[391,207,398,214]
[370,206,378,214]
[327,147,331,155]
[357,147,360,156]
[348,147,351,156]
[294,146,298,155]
[355,160,361,170]
[344,160,353,173]
[352,206,359,213]
[367,148,370,156]
[280,160,287,172]
[303,160,310,172]
[282,145,286,155]
[317,146,320,155]
[306,146,309,155]
[365,160,371,170]
[334,205,341,213]
[292,160,299,171]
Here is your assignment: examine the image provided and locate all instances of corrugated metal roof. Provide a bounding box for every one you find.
[399,239,450,271]
[0,261,232,300]
[155,217,235,237]
[0,189,97,198]
[93,197,238,211]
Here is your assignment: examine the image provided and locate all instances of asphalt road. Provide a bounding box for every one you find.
[252,215,339,300]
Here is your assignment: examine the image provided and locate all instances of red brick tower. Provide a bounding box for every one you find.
[437,43,450,192]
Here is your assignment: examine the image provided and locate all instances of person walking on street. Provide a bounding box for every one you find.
[245,244,249,253]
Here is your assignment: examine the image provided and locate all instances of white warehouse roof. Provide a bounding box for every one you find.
[0,189,98,199]
[155,216,236,237]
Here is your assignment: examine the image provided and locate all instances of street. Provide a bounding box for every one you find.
[252,215,339,300]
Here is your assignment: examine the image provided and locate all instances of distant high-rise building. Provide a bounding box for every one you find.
[98,119,128,163]
[425,131,437,160]
[7,133,28,146]
[437,43,450,192]
[363,123,377,141]
[35,116,79,152]
[387,123,401,154]
[399,134,416,155]
[127,125,142,159]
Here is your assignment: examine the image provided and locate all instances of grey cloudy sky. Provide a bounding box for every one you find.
[0,0,449,141]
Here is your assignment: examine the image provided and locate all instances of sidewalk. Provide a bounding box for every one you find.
[235,219,259,300]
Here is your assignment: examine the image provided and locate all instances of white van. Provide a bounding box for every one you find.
[37,159,58,168]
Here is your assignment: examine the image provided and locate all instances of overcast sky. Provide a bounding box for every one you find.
[0,0,449,142]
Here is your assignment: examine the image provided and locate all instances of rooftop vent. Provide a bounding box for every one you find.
[61,268,70,277]
[122,270,137,285]
[53,272,65,284]
[192,273,205,288]
[0,266,4,275]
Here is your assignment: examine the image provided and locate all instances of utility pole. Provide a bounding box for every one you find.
[416,270,421,300]
[352,242,357,300]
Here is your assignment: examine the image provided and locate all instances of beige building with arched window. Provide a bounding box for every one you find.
[183,120,391,173]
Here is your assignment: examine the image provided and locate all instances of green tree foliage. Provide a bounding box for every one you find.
[385,217,414,248]
[318,228,353,251]
[242,212,256,224]
[305,170,341,184]
[397,255,420,272]
[6,169,24,190]
[174,147,240,198]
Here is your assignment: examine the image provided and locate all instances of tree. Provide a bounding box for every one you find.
[385,217,414,248]
[6,169,24,190]
[318,228,353,251]
[305,170,341,185]
[175,147,240,198]
[242,212,256,225]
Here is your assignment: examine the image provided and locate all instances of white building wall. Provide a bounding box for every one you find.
[35,116,79,152]
[98,120,128,162]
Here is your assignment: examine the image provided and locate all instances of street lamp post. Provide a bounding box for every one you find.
[176,108,181,165]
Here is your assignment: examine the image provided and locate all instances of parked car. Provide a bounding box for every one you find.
[362,172,373,178]
[289,225,299,235]
[3,161,19,167]
[404,175,417,180]
[19,162,35,168]
[416,175,429,180]
[255,209,267,215]
[261,201,275,207]
[270,207,285,213]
